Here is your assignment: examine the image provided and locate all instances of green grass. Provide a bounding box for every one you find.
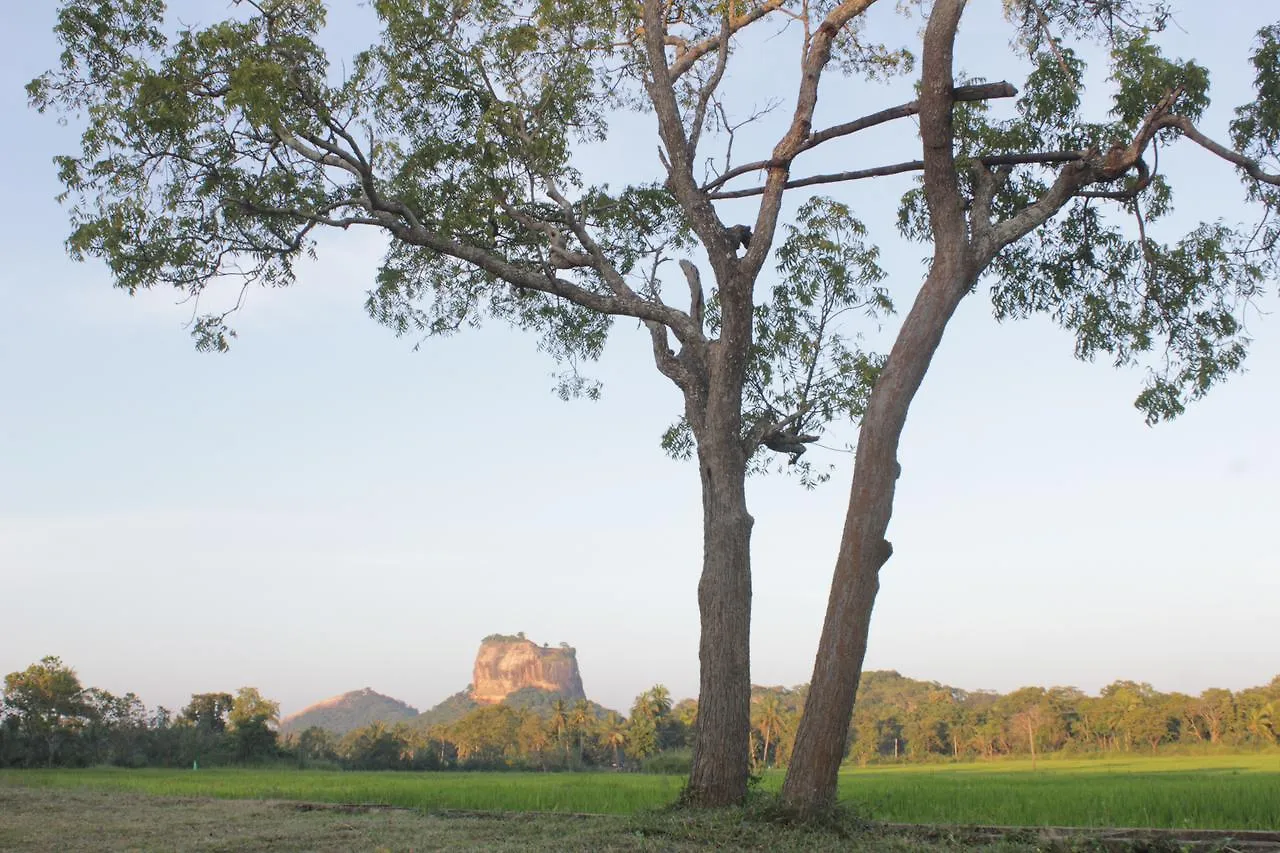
[0,766,685,814]
[807,754,1280,829]
[3,753,1278,830]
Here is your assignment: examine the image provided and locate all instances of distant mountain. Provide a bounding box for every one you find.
[284,634,602,736]
[280,688,419,735]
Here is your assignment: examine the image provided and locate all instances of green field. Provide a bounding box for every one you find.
[3,754,1278,830]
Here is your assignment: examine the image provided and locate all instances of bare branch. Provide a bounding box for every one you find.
[680,259,705,334]
[710,150,1084,200]
[646,320,696,390]
[1161,114,1280,186]
[702,82,1018,193]
[743,0,882,277]
[668,0,789,81]
[687,14,732,163]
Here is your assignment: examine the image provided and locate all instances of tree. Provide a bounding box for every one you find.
[598,711,627,767]
[2,657,88,766]
[569,699,593,764]
[228,687,280,761]
[180,692,235,734]
[753,692,786,768]
[550,698,569,759]
[294,725,338,767]
[30,0,893,806]
[782,1,1280,811]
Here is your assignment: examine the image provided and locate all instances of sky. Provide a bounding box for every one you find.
[1,2,1276,719]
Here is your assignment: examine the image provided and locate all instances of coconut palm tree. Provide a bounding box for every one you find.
[550,698,569,759]
[753,693,786,768]
[570,699,592,764]
[597,712,627,768]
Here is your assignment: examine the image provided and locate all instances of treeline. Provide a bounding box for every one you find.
[0,657,691,771]
[3,657,1277,771]
[0,658,282,769]
[292,686,694,772]
[750,671,1280,768]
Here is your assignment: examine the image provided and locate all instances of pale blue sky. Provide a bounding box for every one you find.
[1,2,1275,718]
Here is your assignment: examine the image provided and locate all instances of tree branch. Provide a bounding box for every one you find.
[743,0,881,278]
[668,0,788,81]
[1161,114,1280,186]
[709,151,1084,200]
[703,82,1018,193]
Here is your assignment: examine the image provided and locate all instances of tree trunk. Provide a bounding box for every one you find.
[781,250,976,814]
[683,423,753,807]
[1027,717,1037,771]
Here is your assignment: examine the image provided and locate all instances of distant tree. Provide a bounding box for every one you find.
[753,693,786,768]
[180,692,235,733]
[550,699,569,759]
[516,713,552,769]
[2,656,88,766]
[569,699,592,764]
[228,687,280,762]
[341,720,403,769]
[81,688,148,766]
[646,686,674,719]
[1242,698,1276,747]
[672,699,699,730]
[294,725,338,767]
[598,712,627,767]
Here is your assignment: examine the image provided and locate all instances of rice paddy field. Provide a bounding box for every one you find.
[2,753,1278,830]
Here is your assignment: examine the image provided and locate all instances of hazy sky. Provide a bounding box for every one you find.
[2,2,1275,719]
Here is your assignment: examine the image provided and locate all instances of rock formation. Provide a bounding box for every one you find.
[471,633,586,705]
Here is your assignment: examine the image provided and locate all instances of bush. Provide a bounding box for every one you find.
[640,749,691,774]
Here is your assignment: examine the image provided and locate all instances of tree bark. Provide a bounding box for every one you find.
[781,249,977,812]
[683,418,754,806]
[781,0,976,815]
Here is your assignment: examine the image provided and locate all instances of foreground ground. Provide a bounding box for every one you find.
[3,754,1278,829]
[5,786,1280,852]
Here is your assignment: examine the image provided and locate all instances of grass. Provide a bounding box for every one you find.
[2,753,1278,831]
[0,786,1202,852]
[815,754,1280,830]
[0,766,685,814]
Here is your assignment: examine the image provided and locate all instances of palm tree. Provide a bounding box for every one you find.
[753,693,786,768]
[550,698,569,759]
[1245,702,1275,746]
[597,712,627,768]
[570,700,592,763]
[646,685,672,719]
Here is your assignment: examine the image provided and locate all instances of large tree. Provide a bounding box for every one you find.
[30,0,1278,807]
[781,1,1280,811]
[30,0,891,804]
[2,656,89,766]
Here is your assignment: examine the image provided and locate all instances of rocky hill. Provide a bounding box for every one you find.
[283,634,591,735]
[471,634,586,705]
[280,688,419,735]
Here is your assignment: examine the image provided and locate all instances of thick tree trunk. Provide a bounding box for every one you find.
[780,0,979,813]
[683,427,753,806]
[781,253,976,814]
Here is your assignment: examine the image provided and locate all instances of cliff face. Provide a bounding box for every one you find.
[471,635,586,705]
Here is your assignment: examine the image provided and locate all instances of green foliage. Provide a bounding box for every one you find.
[748,197,891,481]
[896,10,1280,423]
